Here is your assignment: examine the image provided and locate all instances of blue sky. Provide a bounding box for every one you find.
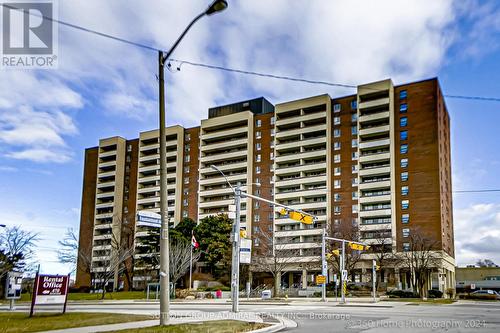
[0,0,500,274]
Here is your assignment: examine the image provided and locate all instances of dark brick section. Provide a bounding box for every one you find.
[331,95,358,234]
[394,78,453,255]
[182,127,201,221]
[252,112,275,254]
[75,147,98,288]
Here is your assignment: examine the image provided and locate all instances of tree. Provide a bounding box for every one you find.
[194,214,232,276]
[327,223,362,282]
[399,231,439,299]
[476,259,498,268]
[91,232,134,299]
[57,228,79,271]
[369,237,401,290]
[0,226,39,278]
[251,229,299,296]
[169,239,200,289]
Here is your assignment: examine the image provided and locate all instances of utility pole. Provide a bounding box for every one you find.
[341,240,346,304]
[372,259,377,303]
[321,228,327,302]
[231,184,241,312]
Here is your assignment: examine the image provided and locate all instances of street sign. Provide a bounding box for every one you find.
[342,269,348,281]
[316,275,326,284]
[30,273,70,317]
[137,210,161,227]
[239,238,252,264]
[289,211,313,224]
[349,242,369,251]
[5,271,22,300]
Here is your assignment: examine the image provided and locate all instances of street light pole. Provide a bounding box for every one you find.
[157,1,228,326]
[232,184,241,312]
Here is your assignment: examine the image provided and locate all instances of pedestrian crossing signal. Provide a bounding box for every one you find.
[348,242,370,251]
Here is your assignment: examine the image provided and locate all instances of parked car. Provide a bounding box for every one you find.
[470,290,500,300]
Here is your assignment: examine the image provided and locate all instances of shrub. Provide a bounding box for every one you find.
[386,289,418,298]
[428,289,443,298]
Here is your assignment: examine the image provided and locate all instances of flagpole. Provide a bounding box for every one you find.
[189,230,193,290]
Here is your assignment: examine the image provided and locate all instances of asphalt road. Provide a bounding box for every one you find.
[2,300,500,332]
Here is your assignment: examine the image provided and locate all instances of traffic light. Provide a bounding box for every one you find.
[326,249,340,259]
[376,265,381,271]
[240,229,247,238]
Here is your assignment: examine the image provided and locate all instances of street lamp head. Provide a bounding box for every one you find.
[205,0,228,15]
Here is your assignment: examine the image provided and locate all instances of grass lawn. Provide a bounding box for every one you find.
[109,320,269,333]
[0,312,153,333]
[17,291,147,302]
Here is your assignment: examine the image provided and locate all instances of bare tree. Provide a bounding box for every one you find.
[0,226,39,278]
[476,259,498,268]
[57,228,79,270]
[251,229,303,297]
[327,223,362,281]
[399,231,439,299]
[91,232,134,299]
[169,239,201,289]
[369,237,401,289]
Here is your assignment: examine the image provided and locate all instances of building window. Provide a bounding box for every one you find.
[352,151,359,160]
[256,131,262,139]
[402,186,409,196]
[185,133,191,141]
[184,177,189,184]
[256,166,261,174]
[400,90,407,99]
[352,205,358,213]
[183,210,188,218]
[334,116,341,125]
[352,178,359,186]
[270,128,275,136]
[254,238,260,246]
[185,144,190,152]
[334,206,341,215]
[334,219,341,225]
[334,167,341,176]
[334,128,341,138]
[401,158,408,168]
[127,144,132,152]
[351,126,358,135]
[256,142,261,151]
[400,144,408,154]
[334,154,341,163]
[334,103,341,113]
[400,103,408,113]
[402,228,410,238]
[183,198,188,206]
[351,165,358,173]
[334,142,341,150]
[254,214,260,222]
[256,119,262,127]
[270,164,274,172]
[402,200,409,210]
[351,100,357,110]
[334,193,341,202]
[271,116,275,125]
[400,130,408,141]
[402,214,409,224]
[352,191,358,200]
[256,154,261,162]
[255,201,260,209]
[403,242,410,251]
[185,155,190,163]
[334,179,341,189]
[401,172,409,182]
[351,113,358,123]
[352,139,358,148]
[270,152,274,160]
[400,116,408,127]
[184,166,190,173]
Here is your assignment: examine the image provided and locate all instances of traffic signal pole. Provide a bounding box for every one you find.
[321,228,327,302]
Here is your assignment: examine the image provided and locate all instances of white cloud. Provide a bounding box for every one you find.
[454,203,500,266]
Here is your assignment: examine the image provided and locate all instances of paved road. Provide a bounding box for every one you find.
[3,300,500,332]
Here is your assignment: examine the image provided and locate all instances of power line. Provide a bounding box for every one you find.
[5,3,500,103]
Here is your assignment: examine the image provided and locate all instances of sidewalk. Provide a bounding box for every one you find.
[38,311,288,333]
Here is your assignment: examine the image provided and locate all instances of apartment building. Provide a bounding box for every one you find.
[77,78,455,293]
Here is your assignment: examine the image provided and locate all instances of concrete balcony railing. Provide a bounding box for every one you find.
[359,138,390,150]
[359,194,392,204]
[359,97,390,110]
[358,111,390,123]
[359,125,390,137]
[358,180,391,190]
[276,124,326,139]
[359,166,391,177]
[200,138,248,153]
[275,111,326,127]
[201,126,248,141]
[358,208,392,218]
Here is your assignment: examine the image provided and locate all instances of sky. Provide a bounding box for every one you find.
[0,0,500,275]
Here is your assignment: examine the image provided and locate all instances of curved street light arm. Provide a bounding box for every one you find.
[210,164,235,193]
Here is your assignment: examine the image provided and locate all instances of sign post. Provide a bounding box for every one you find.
[5,271,23,310]
[239,238,252,264]
[30,274,70,317]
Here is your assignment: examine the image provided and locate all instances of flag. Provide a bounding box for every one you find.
[191,234,199,248]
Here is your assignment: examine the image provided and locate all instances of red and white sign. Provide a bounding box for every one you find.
[30,273,70,317]
[35,275,69,304]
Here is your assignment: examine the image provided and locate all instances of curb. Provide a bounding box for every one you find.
[250,316,298,333]
[336,304,393,308]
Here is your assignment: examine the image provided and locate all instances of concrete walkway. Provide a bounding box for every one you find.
[39,311,283,333]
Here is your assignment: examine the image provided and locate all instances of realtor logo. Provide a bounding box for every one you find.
[1,1,58,68]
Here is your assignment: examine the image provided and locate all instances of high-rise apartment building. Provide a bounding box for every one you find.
[76,78,455,293]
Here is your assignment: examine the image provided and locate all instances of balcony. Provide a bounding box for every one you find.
[199,173,247,186]
[276,124,326,139]
[275,111,326,127]
[200,137,248,153]
[359,125,390,137]
[199,161,247,175]
[359,97,390,110]
[359,223,392,232]
[200,149,248,163]
[359,194,391,204]
[359,152,391,164]
[358,179,391,190]
[359,138,390,150]
[201,126,248,141]
[359,166,391,177]
[359,111,390,123]
[359,208,392,218]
